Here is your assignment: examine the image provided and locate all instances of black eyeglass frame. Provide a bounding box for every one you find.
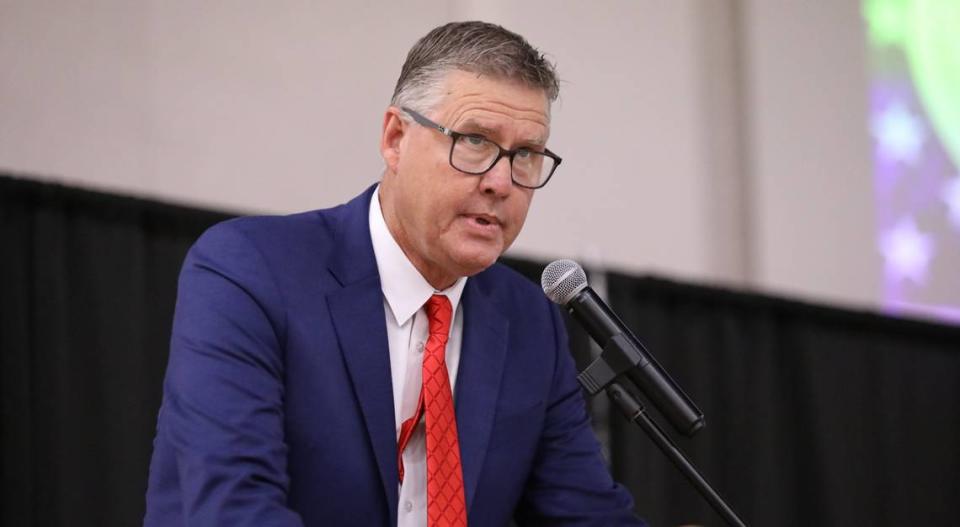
[401,106,561,189]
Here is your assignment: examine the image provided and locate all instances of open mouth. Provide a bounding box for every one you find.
[463,213,501,233]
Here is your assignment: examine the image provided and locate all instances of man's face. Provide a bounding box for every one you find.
[379,70,550,289]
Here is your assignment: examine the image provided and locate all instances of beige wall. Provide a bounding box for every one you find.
[0,1,879,310]
[742,0,877,308]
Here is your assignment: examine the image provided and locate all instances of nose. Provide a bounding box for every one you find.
[479,155,513,197]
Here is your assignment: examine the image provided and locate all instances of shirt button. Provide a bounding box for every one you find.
[404,500,413,512]
[416,342,424,353]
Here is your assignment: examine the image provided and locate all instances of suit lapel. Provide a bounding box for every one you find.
[323,185,511,519]
[325,186,399,522]
[455,277,509,512]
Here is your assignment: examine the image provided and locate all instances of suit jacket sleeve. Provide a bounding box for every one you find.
[513,301,647,526]
[156,221,304,526]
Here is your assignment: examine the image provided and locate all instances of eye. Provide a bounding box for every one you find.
[516,149,532,159]
[465,135,486,146]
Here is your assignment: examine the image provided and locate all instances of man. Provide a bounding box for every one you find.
[145,21,644,526]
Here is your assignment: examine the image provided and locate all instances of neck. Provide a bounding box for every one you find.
[378,184,458,291]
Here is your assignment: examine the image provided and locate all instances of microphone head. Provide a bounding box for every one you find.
[541,259,588,305]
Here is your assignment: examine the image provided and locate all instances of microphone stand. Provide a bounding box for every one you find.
[542,259,747,525]
[578,338,747,527]
[602,381,747,527]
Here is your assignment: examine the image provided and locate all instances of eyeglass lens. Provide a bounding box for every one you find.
[451,135,555,188]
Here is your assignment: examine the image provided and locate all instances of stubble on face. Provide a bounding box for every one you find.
[380,71,550,289]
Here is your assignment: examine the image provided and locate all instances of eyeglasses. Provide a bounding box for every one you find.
[401,107,561,189]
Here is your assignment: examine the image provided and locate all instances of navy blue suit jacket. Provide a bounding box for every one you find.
[145,185,643,526]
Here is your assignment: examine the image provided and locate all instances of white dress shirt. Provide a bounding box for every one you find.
[368,186,466,527]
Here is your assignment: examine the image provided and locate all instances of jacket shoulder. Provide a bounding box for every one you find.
[474,261,561,328]
[202,208,335,250]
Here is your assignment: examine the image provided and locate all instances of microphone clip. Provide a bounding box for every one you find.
[577,334,649,396]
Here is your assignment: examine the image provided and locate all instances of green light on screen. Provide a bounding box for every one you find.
[865,0,960,168]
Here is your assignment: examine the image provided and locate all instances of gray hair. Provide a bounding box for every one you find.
[391,21,560,116]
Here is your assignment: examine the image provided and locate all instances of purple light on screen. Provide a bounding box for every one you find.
[942,175,960,229]
[879,217,935,285]
[885,301,960,322]
[871,102,926,165]
[871,86,915,189]
[869,7,960,324]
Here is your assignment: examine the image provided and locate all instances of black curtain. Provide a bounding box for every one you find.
[3,173,959,526]
[1,174,231,526]
[604,275,960,526]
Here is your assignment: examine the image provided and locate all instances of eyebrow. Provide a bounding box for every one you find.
[456,119,499,137]
[457,119,546,147]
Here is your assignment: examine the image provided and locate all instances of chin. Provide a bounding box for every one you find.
[449,249,501,277]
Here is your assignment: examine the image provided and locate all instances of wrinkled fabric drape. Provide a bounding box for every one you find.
[2,173,958,526]
[604,274,960,526]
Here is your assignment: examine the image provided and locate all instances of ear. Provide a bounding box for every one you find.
[380,107,407,174]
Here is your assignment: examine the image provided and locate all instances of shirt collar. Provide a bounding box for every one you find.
[369,185,467,326]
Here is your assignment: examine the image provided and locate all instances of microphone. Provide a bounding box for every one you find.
[542,259,705,437]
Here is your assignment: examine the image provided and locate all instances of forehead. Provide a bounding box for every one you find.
[434,70,551,143]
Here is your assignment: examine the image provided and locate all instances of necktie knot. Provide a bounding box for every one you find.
[425,294,452,339]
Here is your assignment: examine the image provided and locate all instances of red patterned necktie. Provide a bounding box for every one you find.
[396,294,467,526]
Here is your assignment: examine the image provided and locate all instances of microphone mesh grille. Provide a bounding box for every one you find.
[541,259,588,305]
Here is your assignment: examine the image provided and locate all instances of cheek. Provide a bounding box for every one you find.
[510,194,533,227]
[423,191,460,234]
